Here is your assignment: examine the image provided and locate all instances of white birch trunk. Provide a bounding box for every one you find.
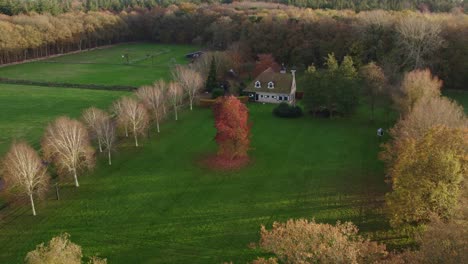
[73,169,79,187]
[108,150,112,165]
[134,128,139,147]
[30,194,36,216]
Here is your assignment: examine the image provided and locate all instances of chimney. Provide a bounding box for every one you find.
[280,63,286,74]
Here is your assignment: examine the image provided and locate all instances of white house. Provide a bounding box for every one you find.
[244,67,296,105]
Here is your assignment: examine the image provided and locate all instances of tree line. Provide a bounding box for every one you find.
[1,64,205,217]
[1,3,467,90]
[0,0,464,15]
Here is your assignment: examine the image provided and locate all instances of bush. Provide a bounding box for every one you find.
[273,103,303,118]
[212,88,224,99]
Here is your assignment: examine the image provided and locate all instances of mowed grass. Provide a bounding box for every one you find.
[445,89,468,113]
[0,43,197,87]
[0,103,394,263]
[0,84,128,155]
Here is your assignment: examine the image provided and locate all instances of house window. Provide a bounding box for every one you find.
[268,81,274,89]
[279,96,283,100]
[272,96,276,99]
[255,81,261,88]
[284,96,289,101]
[260,95,264,98]
[249,94,254,97]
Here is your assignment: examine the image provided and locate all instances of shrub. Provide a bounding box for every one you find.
[259,218,388,264]
[273,103,303,118]
[212,88,224,99]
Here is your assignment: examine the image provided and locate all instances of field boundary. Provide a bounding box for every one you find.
[0,78,137,91]
[0,42,139,68]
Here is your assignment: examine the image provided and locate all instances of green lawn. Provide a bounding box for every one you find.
[0,103,395,263]
[0,43,197,87]
[0,84,128,155]
[0,42,466,263]
[445,89,468,113]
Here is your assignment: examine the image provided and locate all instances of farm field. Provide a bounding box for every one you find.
[0,43,197,87]
[0,84,128,155]
[0,103,393,263]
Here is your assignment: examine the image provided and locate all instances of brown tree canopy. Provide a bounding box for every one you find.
[253,54,281,77]
[259,218,388,264]
[390,96,467,142]
[396,69,443,115]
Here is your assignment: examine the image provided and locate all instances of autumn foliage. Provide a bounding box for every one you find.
[253,54,281,77]
[210,96,250,169]
[259,218,388,264]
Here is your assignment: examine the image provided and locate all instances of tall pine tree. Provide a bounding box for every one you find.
[205,57,218,92]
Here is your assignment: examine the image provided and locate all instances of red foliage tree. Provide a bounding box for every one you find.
[253,54,281,76]
[214,96,250,161]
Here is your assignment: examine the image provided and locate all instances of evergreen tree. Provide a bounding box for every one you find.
[205,57,218,92]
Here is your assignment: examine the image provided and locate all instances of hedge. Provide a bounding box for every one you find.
[0,77,137,91]
[199,96,249,107]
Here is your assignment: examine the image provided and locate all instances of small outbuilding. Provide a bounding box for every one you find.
[243,67,297,105]
[185,51,203,59]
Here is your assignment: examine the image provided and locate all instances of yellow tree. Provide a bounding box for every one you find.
[383,126,467,226]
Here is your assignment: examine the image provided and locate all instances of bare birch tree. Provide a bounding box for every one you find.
[82,107,107,153]
[172,65,204,110]
[396,15,444,69]
[121,97,149,147]
[2,142,49,216]
[168,82,183,121]
[96,115,116,165]
[136,83,166,133]
[42,117,94,187]
[112,97,129,137]
[154,80,169,117]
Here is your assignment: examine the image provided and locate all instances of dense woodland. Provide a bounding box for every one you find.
[0,0,465,15]
[0,2,467,90]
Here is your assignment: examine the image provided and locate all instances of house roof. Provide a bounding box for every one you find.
[244,67,293,94]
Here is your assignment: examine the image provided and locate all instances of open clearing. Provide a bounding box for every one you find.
[0,103,393,263]
[0,43,196,87]
[0,84,128,155]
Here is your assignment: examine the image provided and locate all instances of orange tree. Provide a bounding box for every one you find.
[213,96,250,160]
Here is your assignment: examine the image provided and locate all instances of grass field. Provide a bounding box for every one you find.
[0,103,395,263]
[0,84,128,155]
[0,43,197,87]
[0,42,466,263]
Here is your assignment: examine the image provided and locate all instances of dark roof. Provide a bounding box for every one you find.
[185,51,203,58]
[244,67,293,94]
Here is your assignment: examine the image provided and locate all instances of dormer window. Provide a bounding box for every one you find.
[255,81,261,88]
[268,81,274,89]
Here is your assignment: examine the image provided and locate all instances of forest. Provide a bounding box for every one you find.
[0,0,465,15]
[0,2,467,90]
